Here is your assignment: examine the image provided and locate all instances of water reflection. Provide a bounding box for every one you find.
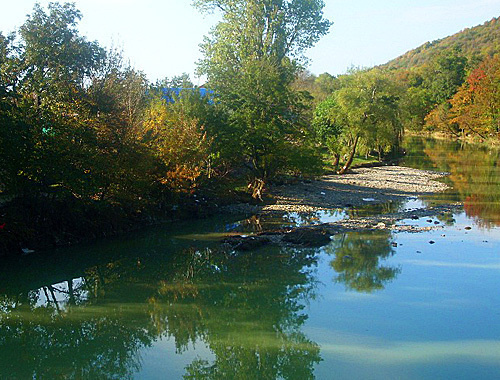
[345,201,402,219]
[3,136,500,378]
[403,137,500,227]
[229,209,345,233]
[0,238,321,379]
[326,231,401,293]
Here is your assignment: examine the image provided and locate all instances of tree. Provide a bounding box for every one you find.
[18,2,105,102]
[314,69,403,174]
[194,0,331,197]
[139,94,213,197]
[0,32,17,193]
[448,55,500,137]
[0,2,109,199]
[312,95,344,170]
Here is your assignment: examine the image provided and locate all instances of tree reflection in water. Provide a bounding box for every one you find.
[403,136,500,227]
[0,243,321,379]
[326,230,401,293]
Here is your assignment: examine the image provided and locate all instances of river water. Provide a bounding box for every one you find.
[1,137,500,379]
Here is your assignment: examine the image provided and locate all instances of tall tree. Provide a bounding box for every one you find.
[0,2,108,198]
[18,2,104,102]
[194,0,331,197]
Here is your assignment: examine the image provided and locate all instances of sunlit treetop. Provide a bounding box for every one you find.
[193,0,332,62]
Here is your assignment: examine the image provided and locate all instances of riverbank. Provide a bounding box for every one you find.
[223,165,460,250]
[0,165,456,256]
[225,165,451,214]
[0,194,219,257]
[407,130,500,147]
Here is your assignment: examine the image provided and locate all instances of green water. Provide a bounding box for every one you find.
[1,137,500,379]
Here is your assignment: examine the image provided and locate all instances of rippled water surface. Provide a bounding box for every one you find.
[1,137,500,379]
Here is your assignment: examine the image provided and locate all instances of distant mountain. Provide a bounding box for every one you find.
[383,16,500,70]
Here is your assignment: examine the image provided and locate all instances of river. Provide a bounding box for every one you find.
[1,137,500,379]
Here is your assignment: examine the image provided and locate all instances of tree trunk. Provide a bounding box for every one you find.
[337,135,359,175]
[332,153,340,171]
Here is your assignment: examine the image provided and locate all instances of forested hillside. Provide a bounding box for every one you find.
[384,16,500,70]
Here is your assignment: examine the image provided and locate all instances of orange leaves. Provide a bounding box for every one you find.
[427,55,500,137]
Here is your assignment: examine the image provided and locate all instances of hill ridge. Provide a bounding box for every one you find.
[382,16,500,70]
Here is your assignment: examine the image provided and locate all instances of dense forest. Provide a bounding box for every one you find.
[0,1,499,254]
[0,1,332,253]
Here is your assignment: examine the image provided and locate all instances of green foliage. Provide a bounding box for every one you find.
[313,69,403,173]
[426,48,468,105]
[18,2,105,99]
[399,86,433,131]
[0,4,161,207]
[312,95,344,163]
[194,0,331,193]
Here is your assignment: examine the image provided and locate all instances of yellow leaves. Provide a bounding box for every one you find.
[139,100,213,193]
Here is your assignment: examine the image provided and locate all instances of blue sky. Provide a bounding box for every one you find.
[1,0,500,83]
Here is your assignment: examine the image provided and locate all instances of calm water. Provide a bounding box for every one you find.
[1,137,500,379]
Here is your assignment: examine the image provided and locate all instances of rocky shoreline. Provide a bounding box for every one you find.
[222,165,461,250]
